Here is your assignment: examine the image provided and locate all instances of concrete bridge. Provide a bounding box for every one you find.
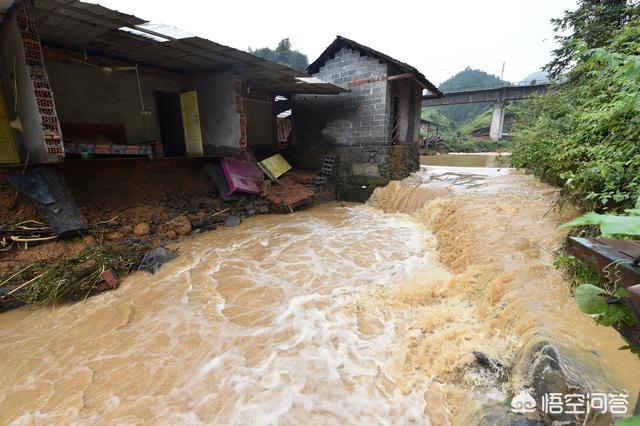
[422,81,549,141]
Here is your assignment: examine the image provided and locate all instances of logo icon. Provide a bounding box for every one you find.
[511,390,537,413]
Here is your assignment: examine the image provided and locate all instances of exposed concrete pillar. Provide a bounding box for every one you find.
[489,100,506,141]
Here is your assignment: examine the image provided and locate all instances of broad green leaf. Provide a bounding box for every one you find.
[575,284,608,315]
[616,415,640,426]
[560,212,640,236]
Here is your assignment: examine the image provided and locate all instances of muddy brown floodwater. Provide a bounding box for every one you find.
[0,158,638,424]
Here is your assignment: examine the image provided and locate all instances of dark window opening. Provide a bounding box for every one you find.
[391,95,400,145]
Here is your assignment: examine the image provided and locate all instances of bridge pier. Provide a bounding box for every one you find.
[489,100,506,141]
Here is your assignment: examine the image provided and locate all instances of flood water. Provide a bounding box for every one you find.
[421,152,510,168]
[0,157,638,424]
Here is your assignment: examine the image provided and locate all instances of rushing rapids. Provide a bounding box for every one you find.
[0,163,638,424]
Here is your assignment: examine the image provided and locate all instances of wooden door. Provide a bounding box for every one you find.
[180,91,203,155]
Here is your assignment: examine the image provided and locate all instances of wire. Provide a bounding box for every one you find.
[135,63,146,111]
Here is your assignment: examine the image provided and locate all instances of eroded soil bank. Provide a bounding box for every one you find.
[0,166,637,424]
[0,158,268,277]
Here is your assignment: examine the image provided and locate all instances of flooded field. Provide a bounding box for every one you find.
[0,162,638,424]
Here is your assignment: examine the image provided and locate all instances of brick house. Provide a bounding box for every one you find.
[289,36,443,201]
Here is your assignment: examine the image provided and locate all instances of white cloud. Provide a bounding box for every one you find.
[86,0,577,84]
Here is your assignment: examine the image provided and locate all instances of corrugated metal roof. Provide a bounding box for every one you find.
[308,36,443,97]
[4,0,347,95]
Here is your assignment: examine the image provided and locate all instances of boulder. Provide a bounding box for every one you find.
[133,222,150,237]
[162,215,192,237]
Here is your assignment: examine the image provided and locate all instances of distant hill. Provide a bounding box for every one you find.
[520,70,548,84]
[432,68,505,124]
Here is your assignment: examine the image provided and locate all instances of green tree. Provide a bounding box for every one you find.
[249,38,309,72]
[512,17,640,212]
[428,68,506,124]
[544,0,639,79]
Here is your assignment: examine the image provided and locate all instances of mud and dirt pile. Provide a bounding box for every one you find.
[0,159,269,277]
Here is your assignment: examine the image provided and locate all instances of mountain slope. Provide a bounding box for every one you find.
[432,68,505,124]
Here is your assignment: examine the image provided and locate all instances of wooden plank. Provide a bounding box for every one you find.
[388,73,428,90]
[568,237,640,317]
[387,73,412,81]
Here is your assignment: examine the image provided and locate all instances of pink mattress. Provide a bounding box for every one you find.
[220,158,264,195]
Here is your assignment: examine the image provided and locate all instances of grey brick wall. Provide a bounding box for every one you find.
[289,47,422,202]
[292,48,390,148]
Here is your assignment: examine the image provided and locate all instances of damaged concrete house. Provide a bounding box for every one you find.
[0,0,346,240]
[289,36,443,201]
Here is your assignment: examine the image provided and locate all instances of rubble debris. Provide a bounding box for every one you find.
[95,269,118,292]
[260,180,272,198]
[265,176,315,210]
[35,167,88,237]
[286,169,316,185]
[133,222,151,237]
[211,208,230,219]
[0,158,282,300]
[138,247,178,274]
[161,215,192,238]
[203,161,237,202]
[224,215,242,228]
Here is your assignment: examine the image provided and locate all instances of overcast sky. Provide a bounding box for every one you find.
[87,0,578,85]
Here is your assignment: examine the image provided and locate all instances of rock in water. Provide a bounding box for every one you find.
[224,215,241,228]
[138,247,178,274]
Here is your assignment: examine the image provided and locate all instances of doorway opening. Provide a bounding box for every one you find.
[155,91,186,156]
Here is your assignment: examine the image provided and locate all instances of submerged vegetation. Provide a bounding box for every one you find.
[0,241,148,305]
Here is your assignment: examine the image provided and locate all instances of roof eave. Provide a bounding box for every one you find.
[308,36,443,98]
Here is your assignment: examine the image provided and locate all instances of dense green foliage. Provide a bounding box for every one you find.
[545,0,639,78]
[524,0,640,359]
[249,38,309,72]
[428,68,505,124]
[512,16,640,212]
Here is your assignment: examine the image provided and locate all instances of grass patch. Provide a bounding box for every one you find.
[0,241,149,305]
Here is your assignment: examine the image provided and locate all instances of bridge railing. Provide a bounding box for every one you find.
[440,79,549,94]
